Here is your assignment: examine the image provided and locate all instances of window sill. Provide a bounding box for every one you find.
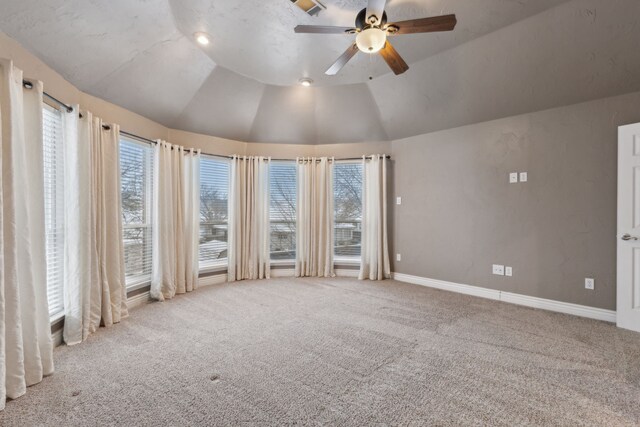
[49,311,64,324]
[271,259,295,266]
[199,263,228,275]
[334,257,361,266]
[127,280,151,293]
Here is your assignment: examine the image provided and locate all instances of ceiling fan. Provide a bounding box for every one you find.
[294,0,457,76]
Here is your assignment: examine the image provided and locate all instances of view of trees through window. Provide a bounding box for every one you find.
[118,154,361,279]
[199,157,229,268]
[120,139,153,285]
[334,162,363,259]
[270,163,297,260]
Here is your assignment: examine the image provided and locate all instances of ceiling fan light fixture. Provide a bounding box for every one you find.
[299,77,314,87]
[194,32,210,46]
[356,27,386,53]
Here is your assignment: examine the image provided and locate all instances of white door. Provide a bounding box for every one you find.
[617,123,640,332]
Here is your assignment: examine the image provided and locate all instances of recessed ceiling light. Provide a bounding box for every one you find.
[299,78,313,87]
[194,32,210,46]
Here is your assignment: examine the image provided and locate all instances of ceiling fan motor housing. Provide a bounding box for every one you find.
[356,8,387,29]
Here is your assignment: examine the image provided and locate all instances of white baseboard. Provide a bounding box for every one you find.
[199,273,228,287]
[392,272,616,323]
[270,268,359,278]
[127,291,151,310]
[51,329,63,348]
[336,268,359,278]
[270,268,295,278]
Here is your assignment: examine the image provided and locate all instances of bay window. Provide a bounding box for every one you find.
[199,156,230,269]
[269,162,297,261]
[119,138,154,288]
[333,161,363,260]
[43,105,65,318]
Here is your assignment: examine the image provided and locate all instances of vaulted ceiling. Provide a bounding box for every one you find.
[1,0,639,144]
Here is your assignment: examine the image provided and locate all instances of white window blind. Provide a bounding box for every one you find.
[199,156,229,269]
[120,138,154,288]
[334,161,363,259]
[43,105,65,318]
[269,162,296,260]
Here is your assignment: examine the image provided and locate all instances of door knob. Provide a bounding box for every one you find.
[622,233,639,241]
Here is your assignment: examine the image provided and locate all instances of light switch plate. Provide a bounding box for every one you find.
[585,278,594,290]
[492,264,505,275]
[509,173,518,184]
[519,172,528,182]
[505,266,513,277]
[396,253,401,262]
[396,197,402,205]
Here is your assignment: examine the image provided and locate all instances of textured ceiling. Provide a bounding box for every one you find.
[168,0,569,86]
[1,0,639,144]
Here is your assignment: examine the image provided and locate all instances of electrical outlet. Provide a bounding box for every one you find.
[585,278,595,290]
[396,197,402,205]
[509,173,518,184]
[505,266,513,277]
[396,253,401,262]
[492,264,505,276]
[519,172,528,182]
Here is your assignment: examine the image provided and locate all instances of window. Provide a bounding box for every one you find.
[270,162,297,260]
[43,105,65,318]
[334,162,363,260]
[120,138,154,288]
[199,156,229,269]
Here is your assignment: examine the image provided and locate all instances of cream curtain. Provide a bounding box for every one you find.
[228,156,270,281]
[151,141,200,300]
[62,110,128,345]
[0,60,54,410]
[359,154,391,281]
[295,157,335,277]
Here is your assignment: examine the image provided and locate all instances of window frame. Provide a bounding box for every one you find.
[42,103,66,321]
[119,136,154,291]
[269,161,297,262]
[333,160,363,264]
[199,155,230,273]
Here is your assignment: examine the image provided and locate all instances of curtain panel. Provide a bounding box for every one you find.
[0,60,54,411]
[295,157,335,278]
[359,154,391,281]
[62,110,128,345]
[151,141,201,300]
[228,156,270,281]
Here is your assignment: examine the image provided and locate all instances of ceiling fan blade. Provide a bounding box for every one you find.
[325,43,359,75]
[295,25,355,34]
[388,14,457,35]
[379,41,409,75]
[366,0,387,25]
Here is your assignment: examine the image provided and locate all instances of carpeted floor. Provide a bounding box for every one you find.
[2,277,640,426]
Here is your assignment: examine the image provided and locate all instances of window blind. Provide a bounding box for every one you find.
[120,138,154,287]
[334,161,363,259]
[269,162,297,260]
[43,105,65,318]
[199,156,230,269]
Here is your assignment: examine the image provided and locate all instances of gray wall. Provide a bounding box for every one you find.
[391,90,640,310]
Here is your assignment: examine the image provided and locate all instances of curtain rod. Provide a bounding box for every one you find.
[23,80,74,113]
[24,81,391,162]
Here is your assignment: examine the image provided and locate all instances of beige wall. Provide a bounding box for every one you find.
[1,31,390,160]
[391,90,640,310]
[5,29,638,311]
[169,130,391,159]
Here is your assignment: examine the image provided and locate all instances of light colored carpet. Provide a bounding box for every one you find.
[2,277,640,426]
